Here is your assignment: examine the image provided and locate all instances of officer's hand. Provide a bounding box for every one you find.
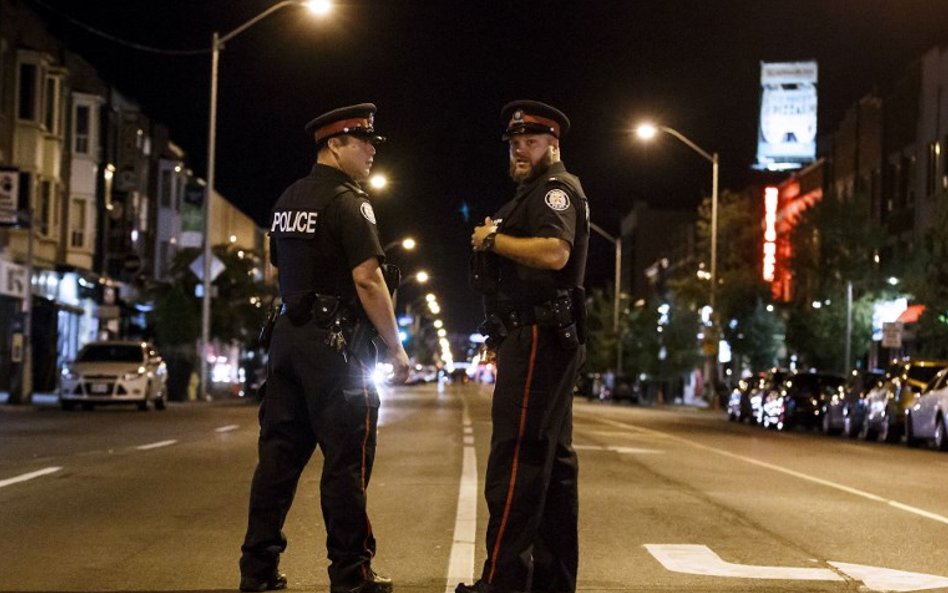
[471,217,498,251]
[387,345,411,384]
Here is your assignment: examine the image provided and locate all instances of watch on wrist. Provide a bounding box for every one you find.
[482,231,497,252]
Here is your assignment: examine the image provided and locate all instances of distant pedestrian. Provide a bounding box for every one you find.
[239,103,410,593]
[461,100,590,593]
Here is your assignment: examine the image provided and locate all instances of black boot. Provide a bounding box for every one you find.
[455,581,523,593]
[239,570,287,592]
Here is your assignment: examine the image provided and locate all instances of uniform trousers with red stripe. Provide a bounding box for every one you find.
[241,315,380,589]
[481,323,584,593]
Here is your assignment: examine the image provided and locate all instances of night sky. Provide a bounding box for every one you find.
[29,0,948,333]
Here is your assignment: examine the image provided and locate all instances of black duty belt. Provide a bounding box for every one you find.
[279,293,343,327]
[497,294,572,331]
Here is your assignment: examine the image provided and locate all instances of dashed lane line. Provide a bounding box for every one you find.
[0,467,62,489]
[135,439,178,451]
[215,425,240,433]
[574,444,663,454]
[588,415,948,526]
[444,397,477,593]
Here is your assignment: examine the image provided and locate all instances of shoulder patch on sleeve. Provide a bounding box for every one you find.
[360,201,377,224]
[544,188,571,211]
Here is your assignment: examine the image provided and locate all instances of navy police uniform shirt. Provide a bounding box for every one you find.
[493,161,589,305]
[269,164,384,308]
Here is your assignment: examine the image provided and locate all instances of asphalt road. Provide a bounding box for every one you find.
[1,382,947,593]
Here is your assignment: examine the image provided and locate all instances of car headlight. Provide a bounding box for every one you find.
[61,367,78,380]
[123,367,147,381]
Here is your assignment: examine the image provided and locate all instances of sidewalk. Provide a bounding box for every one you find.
[0,391,60,407]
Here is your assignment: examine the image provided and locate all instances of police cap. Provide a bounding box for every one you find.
[501,100,570,140]
[304,103,386,145]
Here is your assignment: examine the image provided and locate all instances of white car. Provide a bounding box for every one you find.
[59,341,168,411]
[906,367,948,450]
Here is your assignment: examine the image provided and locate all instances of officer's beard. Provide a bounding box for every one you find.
[509,151,554,183]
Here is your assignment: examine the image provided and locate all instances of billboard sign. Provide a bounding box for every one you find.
[180,182,205,248]
[755,61,818,171]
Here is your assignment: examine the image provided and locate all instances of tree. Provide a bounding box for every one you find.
[728,300,785,372]
[669,188,779,372]
[904,192,948,358]
[786,191,884,371]
[145,244,275,399]
[584,285,620,373]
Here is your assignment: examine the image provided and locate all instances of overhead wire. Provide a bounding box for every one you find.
[28,0,211,56]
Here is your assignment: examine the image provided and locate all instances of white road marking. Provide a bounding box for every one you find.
[591,416,948,526]
[135,439,177,451]
[647,545,948,591]
[645,544,842,581]
[0,466,62,489]
[574,444,662,454]
[445,398,477,593]
[215,425,239,433]
[829,562,948,592]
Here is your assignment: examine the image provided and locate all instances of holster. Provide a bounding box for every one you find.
[469,252,499,296]
[258,304,279,350]
[572,287,588,345]
[344,317,379,365]
[478,312,508,349]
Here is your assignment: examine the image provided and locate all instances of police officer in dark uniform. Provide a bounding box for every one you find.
[239,103,410,593]
[459,101,589,593]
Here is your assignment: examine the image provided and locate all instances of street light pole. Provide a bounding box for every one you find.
[590,222,621,373]
[200,1,330,400]
[635,123,720,405]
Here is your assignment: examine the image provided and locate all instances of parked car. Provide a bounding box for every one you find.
[860,359,948,443]
[906,367,948,450]
[59,341,168,411]
[751,368,790,425]
[727,375,760,422]
[822,368,884,436]
[760,371,846,431]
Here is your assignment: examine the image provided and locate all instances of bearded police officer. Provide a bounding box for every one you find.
[239,103,410,593]
[459,101,589,593]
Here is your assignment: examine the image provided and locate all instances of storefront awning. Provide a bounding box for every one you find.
[896,304,926,324]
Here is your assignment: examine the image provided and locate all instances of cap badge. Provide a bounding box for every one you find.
[544,189,570,211]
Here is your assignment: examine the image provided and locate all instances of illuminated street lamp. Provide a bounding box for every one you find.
[635,121,720,403]
[201,1,332,399]
[369,173,387,190]
[383,236,416,252]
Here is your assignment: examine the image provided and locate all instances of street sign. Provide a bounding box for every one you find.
[0,167,19,225]
[646,544,948,592]
[0,259,28,298]
[189,253,225,282]
[882,321,903,349]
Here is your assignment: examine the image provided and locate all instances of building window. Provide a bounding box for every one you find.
[943,135,948,190]
[74,104,90,154]
[927,142,938,198]
[160,169,172,208]
[159,240,170,275]
[17,62,38,121]
[38,179,52,236]
[44,76,58,132]
[904,154,916,207]
[70,197,87,249]
[0,38,7,113]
